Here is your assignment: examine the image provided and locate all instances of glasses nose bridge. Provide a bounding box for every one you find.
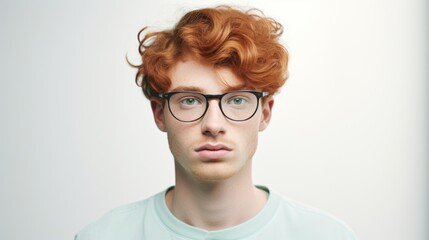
[204,93,224,108]
[203,93,226,117]
[205,93,224,100]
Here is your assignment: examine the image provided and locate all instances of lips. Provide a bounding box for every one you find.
[195,144,232,160]
[196,144,232,152]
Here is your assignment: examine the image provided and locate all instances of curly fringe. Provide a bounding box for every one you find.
[131,6,289,99]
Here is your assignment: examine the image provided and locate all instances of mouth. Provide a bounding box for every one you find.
[195,144,232,160]
[196,144,232,151]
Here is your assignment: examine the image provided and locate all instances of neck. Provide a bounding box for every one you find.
[166,161,267,230]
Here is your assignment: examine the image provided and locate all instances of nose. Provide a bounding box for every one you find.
[200,99,226,136]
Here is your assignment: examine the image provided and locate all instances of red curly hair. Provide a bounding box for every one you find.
[133,6,288,99]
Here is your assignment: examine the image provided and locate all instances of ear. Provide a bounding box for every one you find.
[259,97,274,131]
[151,98,167,132]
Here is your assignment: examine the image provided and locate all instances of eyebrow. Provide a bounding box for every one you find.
[169,86,205,92]
[169,84,248,93]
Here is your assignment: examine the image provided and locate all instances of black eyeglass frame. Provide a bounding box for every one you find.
[158,90,269,122]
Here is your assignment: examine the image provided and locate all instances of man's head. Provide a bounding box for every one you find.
[134,5,289,100]
[133,6,289,182]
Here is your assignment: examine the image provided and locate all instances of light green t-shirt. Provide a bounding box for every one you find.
[75,187,356,240]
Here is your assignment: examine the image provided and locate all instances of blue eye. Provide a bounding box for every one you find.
[231,98,245,105]
[227,97,248,106]
[181,98,198,105]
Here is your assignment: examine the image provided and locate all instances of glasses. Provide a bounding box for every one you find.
[158,90,268,122]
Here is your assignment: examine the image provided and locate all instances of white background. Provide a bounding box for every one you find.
[0,0,427,240]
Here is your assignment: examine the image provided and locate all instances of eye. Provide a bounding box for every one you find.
[173,93,205,108]
[228,97,247,105]
[180,97,201,106]
[225,94,250,107]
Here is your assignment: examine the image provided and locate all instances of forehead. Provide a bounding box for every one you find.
[167,58,245,93]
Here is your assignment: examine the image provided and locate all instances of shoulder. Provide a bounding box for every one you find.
[74,194,158,240]
[273,193,357,239]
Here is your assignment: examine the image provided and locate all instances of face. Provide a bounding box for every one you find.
[151,58,273,182]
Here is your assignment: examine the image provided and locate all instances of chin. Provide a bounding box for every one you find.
[189,163,238,182]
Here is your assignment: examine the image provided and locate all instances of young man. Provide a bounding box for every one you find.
[76,6,356,240]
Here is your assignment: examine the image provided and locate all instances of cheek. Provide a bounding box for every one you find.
[165,117,183,152]
[166,125,185,150]
[167,131,188,163]
[165,119,197,157]
[235,120,260,155]
[246,128,259,150]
